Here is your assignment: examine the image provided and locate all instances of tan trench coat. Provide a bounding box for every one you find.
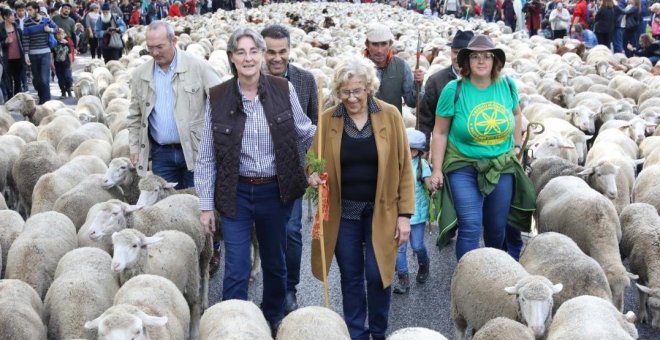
[310,99,415,287]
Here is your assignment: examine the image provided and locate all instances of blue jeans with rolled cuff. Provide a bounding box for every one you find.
[395,222,429,273]
[285,197,303,293]
[335,207,391,340]
[220,181,292,324]
[150,142,194,189]
[446,166,514,261]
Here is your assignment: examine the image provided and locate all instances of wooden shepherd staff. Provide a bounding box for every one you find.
[415,31,422,130]
[316,86,330,308]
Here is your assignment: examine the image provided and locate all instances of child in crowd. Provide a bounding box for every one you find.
[52,28,74,99]
[393,128,432,294]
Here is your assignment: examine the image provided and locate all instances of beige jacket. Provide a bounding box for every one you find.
[127,49,221,176]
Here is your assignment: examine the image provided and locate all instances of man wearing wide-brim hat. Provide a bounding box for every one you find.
[418,30,474,151]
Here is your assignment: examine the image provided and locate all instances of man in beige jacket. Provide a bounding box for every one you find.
[127,20,221,188]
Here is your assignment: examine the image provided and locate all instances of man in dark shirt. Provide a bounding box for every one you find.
[51,2,76,45]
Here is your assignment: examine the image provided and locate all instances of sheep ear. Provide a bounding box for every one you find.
[633,158,645,167]
[123,205,144,214]
[84,317,101,330]
[164,182,178,189]
[627,272,639,280]
[585,135,594,140]
[636,283,652,294]
[577,167,594,176]
[143,235,163,246]
[136,310,168,327]
[504,286,518,295]
[551,283,563,294]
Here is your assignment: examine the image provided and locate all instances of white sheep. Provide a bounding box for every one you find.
[199,299,272,340]
[31,155,107,214]
[74,71,98,98]
[0,210,23,278]
[70,139,113,164]
[276,306,350,340]
[451,248,562,340]
[387,327,448,340]
[0,279,47,339]
[4,93,56,124]
[111,129,131,159]
[523,103,596,134]
[37,114,82,149]
[0,109,14,135]
[539,117,592,164]
[11,140,63,216]
[101,82,131,109]
[471,317,534,340]
[537,176,636,311]
[85,274,190,340]
[5,211,77,299]
[53,174,124,230]
[101,157,140,204]
[86,195,211,308]
[6,120,38,143]
[0,135,26,210]
[44,247,120,340]
[111,229,201,339]
[56,122,113,159]
[600,117,654,145]
[135,173,197,206]
[620,203,660,328]
[633,165,660,213]
[75,95,105,124]
[546,296,638,340]
[528,156,619,199]
[520,232,612,312]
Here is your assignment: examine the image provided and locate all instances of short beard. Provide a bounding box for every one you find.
[101,13,112,23]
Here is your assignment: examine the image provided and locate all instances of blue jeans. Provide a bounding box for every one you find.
[54,62,72,93]
[485,15,494,23]
[503,225,523,261]
[613,27,624,53]
[395,222,429,274]
[220,181,292,323]
[150,143,194,189]
[285,197,303,293]
[29,53,51,104]
[335,208,391,340]
[447,166,513,260]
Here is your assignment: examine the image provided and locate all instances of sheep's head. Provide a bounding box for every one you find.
[504,275,562,338]
[110,229,162,273]
[103,158,135,189]
[578,161,619,200]
[136,174,177,207]
[604,265,638,312]
[4,93,36,117]
[566,106,596,134]
[85,304,167,340]
[88,200,141,241]
[636,284,660,329]
[528,134,576,163]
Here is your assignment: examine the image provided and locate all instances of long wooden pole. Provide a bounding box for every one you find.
[317,86,330,308]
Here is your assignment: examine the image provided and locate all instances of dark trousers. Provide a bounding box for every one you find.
[285,197,303,293]
[613,27,624,53]
[150,143,194,189]
[220,181,291,323]
[596,32,612,48]
[103,48,123,64]
[553,29,567,39]
[54,61,73,94]
[29,52,51,104]
[335,208,391,340]
[89,37,102,58]
[623,28,636,57]
[5,58,23,99]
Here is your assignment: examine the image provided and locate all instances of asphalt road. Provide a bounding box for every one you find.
[20,54,658,340]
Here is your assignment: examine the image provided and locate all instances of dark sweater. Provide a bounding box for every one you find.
[340,132,378,202]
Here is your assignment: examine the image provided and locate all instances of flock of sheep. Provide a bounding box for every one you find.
[0,2,660,339]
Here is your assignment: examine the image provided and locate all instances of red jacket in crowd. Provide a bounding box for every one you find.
[572,0,589,28]
[168,3,182,17]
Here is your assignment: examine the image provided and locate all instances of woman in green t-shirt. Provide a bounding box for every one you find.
[429,35,524,261]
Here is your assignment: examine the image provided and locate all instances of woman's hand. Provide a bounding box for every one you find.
[395,216,411,246]
[429,169,444,192]
[307,172,325,188]
[200,210,215,236]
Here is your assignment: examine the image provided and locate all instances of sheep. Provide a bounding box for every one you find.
[11,140,63,216]
[4,92,53,125]
[199,299,271,340]
[85,194,212,308]
[44,247,120,340]
[471,317,534,340]
[56,122,113,160]
[599,117,653,145]
[536,176,636,311]
[451,248,562,340]
[0,195,5,210]
[32,155,107,214]
[619,203,660,328]
[5,211,77,299]
[633,165,660,213]
[101,82,131,109]
[529,156,619,200]
[93,67,114,97]
[522,103,595,134]
[101,157,140,204]
[0,279,47,339]
[39,107,78,125]
[136,173,197,206]
[276,306,350,340]
[6,120,38,143]
[37,114,82,150]
[587,84,624,100]
[539,117,592,164]
[111,229,201,339]
[546,296,638,340]
[74,71,98,98]
[520,232,612,312]
[53,174,124,230]
[638,88,660,106]
[111,129,130,159]
[75,95,105,124]
[0,109,15,135]
[70,139,113,164]
[0,210,23,278]
[85,274,190,340]
[0,135,25,210]
[608,74,648,103]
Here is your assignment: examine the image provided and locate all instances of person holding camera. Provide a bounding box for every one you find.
[95,3,126,63]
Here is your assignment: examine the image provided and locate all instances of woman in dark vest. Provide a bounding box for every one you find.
[194,27,315,337]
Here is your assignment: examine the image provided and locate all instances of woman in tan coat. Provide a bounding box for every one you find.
[308,56,415,340]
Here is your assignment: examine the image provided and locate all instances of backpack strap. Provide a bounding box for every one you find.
[453,79,462,104]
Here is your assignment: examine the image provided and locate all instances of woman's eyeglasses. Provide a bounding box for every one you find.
[469,52,495,61]
[339,88,366,99]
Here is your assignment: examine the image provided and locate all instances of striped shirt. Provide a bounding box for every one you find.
[22,16,57,56]
[148,50,179,145]
[195,81,316,211]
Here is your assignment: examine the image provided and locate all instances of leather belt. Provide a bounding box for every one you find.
[239,176,277,185]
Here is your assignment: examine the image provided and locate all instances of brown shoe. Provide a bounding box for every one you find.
[209,248,221,276]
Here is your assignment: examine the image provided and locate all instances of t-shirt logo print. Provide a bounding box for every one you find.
[467,102,513,145]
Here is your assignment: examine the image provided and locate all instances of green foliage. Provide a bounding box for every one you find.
[304,152,326,203]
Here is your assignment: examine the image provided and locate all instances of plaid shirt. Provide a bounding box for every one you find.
[195,80,316,211]
[286,64,319,125]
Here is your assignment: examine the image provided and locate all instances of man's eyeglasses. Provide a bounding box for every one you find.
[234,49,262,60]
[147,42,171,52]
[469,52,495,61]
[339,88,366,99]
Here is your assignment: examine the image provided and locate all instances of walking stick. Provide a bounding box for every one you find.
[316,87,330,308]
[415,31,422,130]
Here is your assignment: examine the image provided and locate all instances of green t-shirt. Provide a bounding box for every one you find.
[436,77,519,159]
